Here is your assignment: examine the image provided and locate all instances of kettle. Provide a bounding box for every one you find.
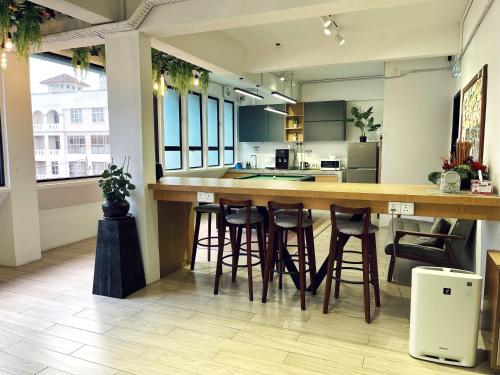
[300,161,310,170]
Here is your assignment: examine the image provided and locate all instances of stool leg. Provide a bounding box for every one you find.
[323,229,338,314]
[231,227,242,282]
[246,224,254,301]
[190,211,202,270]
[334,234,347,299]
[214,223,227,295]
[278,229,284,290]
[305,226,317,295]
[297,228,307,310]
[370,233,381,307]
[207,213,212,262]
[262,225,276,303]
[257,221,266,277]
[387,253,395,283]
[361,234,371,323]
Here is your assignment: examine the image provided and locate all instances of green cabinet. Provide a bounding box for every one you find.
[304,121,345,141]
[238,105,285,142]
[304,100,346,141]
[304,101,346,122]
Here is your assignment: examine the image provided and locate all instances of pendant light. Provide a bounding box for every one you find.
[234,87,264,100]
[272,42,298,104]
[264,106,287,116]
[159,71,166,96]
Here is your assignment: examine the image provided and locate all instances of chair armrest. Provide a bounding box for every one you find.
[394,230,465,243]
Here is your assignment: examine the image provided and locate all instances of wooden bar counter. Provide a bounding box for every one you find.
[149,177,500,276]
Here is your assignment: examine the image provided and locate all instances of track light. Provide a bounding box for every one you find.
[335,32,346,46]
[264,106,287,116]
[271,91,297,104]
[324,24,333,36]
[234,87,264,100]
[319,16,332,28]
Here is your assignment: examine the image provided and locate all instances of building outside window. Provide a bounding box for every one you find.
[67,135,86,154]
[34,135,45,150]
[30,54,110,180]
[92,162,107,175]
[92,107,105,123]
[70,108,82,124]
[163,87,182,170]
[91,135,110,154]
[35,161,47,179]
[224,100,235,165]
[69,161,87,177]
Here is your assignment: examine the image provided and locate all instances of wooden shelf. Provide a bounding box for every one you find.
[284,102,305,142]
[285,127,302,130]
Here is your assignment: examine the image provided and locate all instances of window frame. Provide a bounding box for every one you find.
[0,116,5,187]
[91,107,105,123]
[223,99,235,166]
[90,134,110,154]
[70,108,82,124]
[207,95,220,167]
[67,135,86,154]
[187,91,204,169]
[163,86,183,171]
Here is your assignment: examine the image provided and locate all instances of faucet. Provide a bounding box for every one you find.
[250,154,257,169]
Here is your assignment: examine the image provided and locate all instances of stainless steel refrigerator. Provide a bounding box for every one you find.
[347,142,379,183]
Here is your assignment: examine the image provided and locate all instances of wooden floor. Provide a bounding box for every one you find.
[0,212,493,374]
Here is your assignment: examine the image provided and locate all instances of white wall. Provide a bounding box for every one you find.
[458,0,500,276]
[381,59,455,185]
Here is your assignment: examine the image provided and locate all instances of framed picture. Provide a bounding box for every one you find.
[460,64,488,163]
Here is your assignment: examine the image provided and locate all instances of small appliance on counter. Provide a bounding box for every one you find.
[275,149,296,170]
[320,159,341,171]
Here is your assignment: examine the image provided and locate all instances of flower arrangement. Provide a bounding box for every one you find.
[428,141,488,188]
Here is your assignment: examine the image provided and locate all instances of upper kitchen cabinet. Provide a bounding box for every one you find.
[238,104,285,142]
[304,101,346,122]
[304,120,345,141]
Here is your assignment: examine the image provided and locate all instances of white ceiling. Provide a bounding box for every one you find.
[290,62,385,82]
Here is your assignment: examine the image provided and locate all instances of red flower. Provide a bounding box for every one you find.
[470,161,487,172]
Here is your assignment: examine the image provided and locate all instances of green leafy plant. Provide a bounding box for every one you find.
[13,3,43,59]
[346,106,381,137]
[98,161,136,203]
[71,47,90,70]
[0,0,10,39]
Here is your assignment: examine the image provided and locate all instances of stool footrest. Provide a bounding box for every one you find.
[221,253,261,268]
[331,266,372,285]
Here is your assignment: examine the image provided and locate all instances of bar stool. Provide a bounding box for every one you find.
[214,199,266,301]
[190,204,230,270]
[323,205,381,323]
[262,202,317,310]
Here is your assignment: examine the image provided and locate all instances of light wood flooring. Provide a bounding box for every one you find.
[0,211,493,374]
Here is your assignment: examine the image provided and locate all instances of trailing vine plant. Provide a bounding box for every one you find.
[71,45,105,71]
[151,48,210,95]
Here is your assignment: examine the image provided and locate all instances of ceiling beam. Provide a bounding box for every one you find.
[32,0,124,24]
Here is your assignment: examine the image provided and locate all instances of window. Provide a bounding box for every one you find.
[92,107,105,123]
[51,161,59,175]
[33,111,43,124]
[70,108,82,124]
[67,135,86,154]
[92,162,107,175]
[47,110,59,124]
[48,135,60,150]
[224,100,235,165]
[36,161,47,177]
[207,96,220,167]
[69,161,87,177]
[34,136,45,150]
[30,54,110,181]
[91,135,110,154]
[188,92,203,168]
[163,87,182,170]
[0,118,4,187]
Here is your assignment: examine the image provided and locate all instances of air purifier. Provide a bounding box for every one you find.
[409,267,482,367]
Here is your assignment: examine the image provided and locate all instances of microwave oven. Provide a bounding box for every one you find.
[320,159,341,171]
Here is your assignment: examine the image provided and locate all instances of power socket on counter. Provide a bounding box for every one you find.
[388,202,415,216]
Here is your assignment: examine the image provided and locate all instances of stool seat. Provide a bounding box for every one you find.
[226,211,263,225]
[274,215,313,229]
[194,204,220,214]
[337,222,379,236]
[336,213,356,222]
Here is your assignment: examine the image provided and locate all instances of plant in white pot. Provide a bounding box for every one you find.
[346,106,381,142]
[98,160,136,218]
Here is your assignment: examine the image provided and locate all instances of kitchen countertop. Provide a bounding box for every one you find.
[227,168,344,176]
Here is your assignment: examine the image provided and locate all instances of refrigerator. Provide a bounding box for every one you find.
[347,142,379,183]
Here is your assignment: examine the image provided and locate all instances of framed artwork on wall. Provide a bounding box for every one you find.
[460,64,488,163]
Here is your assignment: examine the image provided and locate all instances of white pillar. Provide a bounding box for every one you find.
[105,31,160,283]
[0,54,42,266]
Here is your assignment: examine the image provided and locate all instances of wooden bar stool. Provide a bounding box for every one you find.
[262,202,317,310]
[214,199,266,301]
[190,204,229,270]
[323,205,381,323]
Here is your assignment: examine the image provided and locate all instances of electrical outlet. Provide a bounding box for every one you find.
[388,202,401,215]
[401,202,415,216]
[197,192,215,203]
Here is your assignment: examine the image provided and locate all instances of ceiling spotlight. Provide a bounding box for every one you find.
[279,74,286,82]
[234,87,264,100]
[324,24,333,36]
[335,32,346,46]
[319,15,332,28]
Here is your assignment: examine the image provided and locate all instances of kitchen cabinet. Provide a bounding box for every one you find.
[304,101,346,122]
[238,105,285,142]
[304,120,345,141]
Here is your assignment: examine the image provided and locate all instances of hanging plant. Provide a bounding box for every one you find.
[199,70,209,93]
[71,47,90,70]
[13,3,43,59]
[0,0,10,39]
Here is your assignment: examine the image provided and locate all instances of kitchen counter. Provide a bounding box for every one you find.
[226,168,344,176]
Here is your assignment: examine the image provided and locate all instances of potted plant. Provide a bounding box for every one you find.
[346,106,381,142]
[98,161,136,218]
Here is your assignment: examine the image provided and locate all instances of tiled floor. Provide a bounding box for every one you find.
[0,211,492,374]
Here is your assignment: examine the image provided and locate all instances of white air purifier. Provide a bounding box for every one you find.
[409,267,482,367]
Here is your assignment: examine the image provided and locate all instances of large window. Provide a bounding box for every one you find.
[224,100,235,165]
[207,96,220,167]
[91,135,110,154]
[67,135,86,154]
[0,118,4,187]
[163,88,182,170]
[30,53,110,180]
[188,92,203,168]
